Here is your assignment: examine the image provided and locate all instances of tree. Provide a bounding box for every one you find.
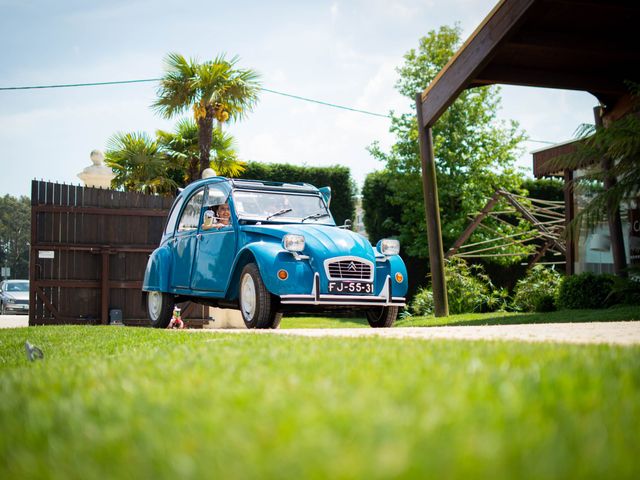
[361,170,401,243]
[156,118,246,184]
[153,53,260,177]
[0,195,30,279]
[367,25,527,260]
[105,132,179,195]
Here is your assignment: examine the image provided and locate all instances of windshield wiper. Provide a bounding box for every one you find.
[301,212,330,222]
[265,208,293,220]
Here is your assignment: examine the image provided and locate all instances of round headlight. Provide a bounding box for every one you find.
[377,238,400,256]
[283,234,305,252]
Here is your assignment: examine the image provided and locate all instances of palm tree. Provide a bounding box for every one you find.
[550,82,640,276]
[152,53,260,178]
[156,118,246,184]
[105,132,179,195]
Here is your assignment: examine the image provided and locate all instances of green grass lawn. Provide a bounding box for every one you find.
[1,326,639,479]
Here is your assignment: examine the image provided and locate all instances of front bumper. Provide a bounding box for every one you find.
[4,303,29,313]
[279,274,405,307]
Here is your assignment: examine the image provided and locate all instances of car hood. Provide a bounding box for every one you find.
[3,291,28,301]
[241,224,376,262]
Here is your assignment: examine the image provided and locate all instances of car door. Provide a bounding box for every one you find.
[190,185,237,293]
[170,188,205,289]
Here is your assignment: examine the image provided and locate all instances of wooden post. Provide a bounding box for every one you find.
[563,169,575,274]
[29,180,38,326]
[101,250,110,324]
[594,106,627,277]
[416,94,448,317]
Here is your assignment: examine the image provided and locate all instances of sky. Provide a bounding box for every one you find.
[0,0,597,198]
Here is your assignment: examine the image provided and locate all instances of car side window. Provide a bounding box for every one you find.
[164,197,185,235]
[201,185,232,231]
[177,189,205,233]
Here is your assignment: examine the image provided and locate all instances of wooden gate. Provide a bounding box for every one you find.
[29,180,208,326]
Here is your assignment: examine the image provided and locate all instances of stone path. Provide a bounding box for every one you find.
[197,322,640,346]
[3,314,639,345]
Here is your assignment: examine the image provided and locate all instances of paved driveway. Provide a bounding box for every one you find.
[2,314,639,345]
[196,321,640,346]
[0,315,29,329]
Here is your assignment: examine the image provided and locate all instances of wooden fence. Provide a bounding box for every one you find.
[29,180,208,326]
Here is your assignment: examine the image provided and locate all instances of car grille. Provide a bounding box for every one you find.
[326,259,373,280]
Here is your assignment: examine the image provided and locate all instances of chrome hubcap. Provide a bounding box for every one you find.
[240,274,257,319]
[148,292,162,321]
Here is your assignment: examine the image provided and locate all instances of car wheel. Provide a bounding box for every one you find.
[146,291,175,328]
[0,302,4,315]
[366,306,398,328]
[239,263,282,329]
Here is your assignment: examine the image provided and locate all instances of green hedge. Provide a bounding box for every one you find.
[361,170,401,244]
[521,178,564,202]
[557,272,616,309]
[238,162,356,226]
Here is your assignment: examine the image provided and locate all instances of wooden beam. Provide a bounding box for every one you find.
[33,205,168,217]
[416,94,448,317]
[472,65,631,96]
[32,243,157,253]
[33,280,143,289]
[499,190,566,254]
[101,251,110,324]
[419,0,535,127]
[446,191,502,258]
[29,181,38,326]
[506,31,639,59]
[527,240,552,269]
[35,287,61,320]
[563,170,575,275]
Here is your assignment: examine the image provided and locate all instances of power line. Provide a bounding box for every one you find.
[0,78,391,118]
[0,77,558,144]
[0,78,160,90]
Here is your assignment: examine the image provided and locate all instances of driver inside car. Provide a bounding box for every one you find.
[202,203,231,230]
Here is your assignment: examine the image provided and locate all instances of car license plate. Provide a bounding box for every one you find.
[327,281,373,294]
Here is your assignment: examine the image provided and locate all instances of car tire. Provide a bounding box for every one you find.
[0,302,4,315]
[146,291,175,328]
[366,306,398,328]
[239,263,282,329]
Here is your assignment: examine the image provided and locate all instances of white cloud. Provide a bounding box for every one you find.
[330,2,339,21]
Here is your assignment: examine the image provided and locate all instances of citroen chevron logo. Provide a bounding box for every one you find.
[347,262,357,271]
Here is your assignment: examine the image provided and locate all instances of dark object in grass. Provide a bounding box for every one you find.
[557,273,615,310]
[25,341,44,362]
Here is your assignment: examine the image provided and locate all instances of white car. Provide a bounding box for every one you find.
[0,280,29,315]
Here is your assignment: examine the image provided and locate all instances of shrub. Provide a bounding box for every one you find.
[557,272,616,309]
[512,265,562,312]
[410,258,505,316]
[607,276,640,306]
[410,288,434,316]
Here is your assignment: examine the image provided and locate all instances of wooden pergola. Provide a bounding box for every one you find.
[416,0,640,316]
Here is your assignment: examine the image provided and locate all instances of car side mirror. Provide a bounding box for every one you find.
[338,219,352,230]
[319,186,331,207]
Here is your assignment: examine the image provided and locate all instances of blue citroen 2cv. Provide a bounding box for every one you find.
[143,177,407,328]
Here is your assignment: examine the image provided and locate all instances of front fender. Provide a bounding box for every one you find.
[386,255,408,297]
[143,245,172,292]
[227,243,313,299]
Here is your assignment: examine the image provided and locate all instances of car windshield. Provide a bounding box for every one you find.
[6,282,28,292]
[232,190,332,224]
